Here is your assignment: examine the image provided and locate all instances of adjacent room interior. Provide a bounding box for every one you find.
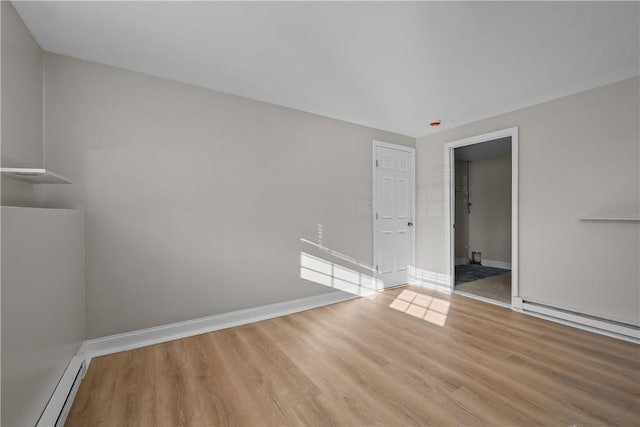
[1,2,639,426]
[454,137,513,305]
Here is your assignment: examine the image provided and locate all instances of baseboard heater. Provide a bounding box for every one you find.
[37,356,86,427]
[521,299,640,341]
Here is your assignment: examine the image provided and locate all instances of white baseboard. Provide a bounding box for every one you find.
[511,296,524,310]
[409,278,452,294]
[36,355,85,427]
[81,290,356,364]
[408,266,452,293]
[482,259,512,269]
[413,281,452,294]
[517,299,639,343]
[453,259,511,269]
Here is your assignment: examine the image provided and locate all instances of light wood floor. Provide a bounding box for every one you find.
[66,286,640,426]
[456,272,512,304]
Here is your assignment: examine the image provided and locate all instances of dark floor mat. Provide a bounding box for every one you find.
[455,263,510,284]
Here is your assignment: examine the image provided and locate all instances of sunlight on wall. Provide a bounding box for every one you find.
[408,265,451,292]
[300,252,383,297]
[301,238,375,272]
[388,289,451,326]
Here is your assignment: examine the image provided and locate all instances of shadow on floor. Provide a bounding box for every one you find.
[455,263,509,284]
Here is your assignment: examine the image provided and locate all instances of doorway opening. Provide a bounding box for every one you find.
[444,128,518,307]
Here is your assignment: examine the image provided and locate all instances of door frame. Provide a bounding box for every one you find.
[372,140,416,288]
[443,127,519,306]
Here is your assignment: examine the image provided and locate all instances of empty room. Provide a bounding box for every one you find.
[1,1,638,426]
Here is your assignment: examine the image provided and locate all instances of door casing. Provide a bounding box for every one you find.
[443,127,519,307]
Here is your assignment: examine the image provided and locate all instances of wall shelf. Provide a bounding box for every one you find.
[580,216,640,222]
[1,168,72,184]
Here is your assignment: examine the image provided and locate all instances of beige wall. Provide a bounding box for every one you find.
[1,207,85,427]
[454,160,469,261]
[416,77,639,325]
[1,6,86,426]
[1,1,43,206]
[43,53,415,338]
[468,156,511,265]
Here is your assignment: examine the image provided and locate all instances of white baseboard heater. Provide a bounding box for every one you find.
[520,299,640,342]
[37,356,86,427]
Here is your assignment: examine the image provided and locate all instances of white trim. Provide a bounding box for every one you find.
[515,300,640,343]
[481,259,512,270]
[519,300,639,340]
[512,296,524,310]
[81,290,356,364]
[36,355,85,427]
[0,167,72,184]
[511,130,519,303]
[408,266,453,294]
[580,216,640,221]
[412,280,453,294]
[444,127,519,305]
[372,140,416,288]
[372,140,416,152]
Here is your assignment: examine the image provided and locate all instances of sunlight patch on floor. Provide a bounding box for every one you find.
[389,289,450,326]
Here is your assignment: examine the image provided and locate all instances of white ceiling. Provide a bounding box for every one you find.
[13,1,640,138]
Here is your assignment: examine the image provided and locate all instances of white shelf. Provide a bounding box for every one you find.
[1,168,72,184]
[580,216,640,222]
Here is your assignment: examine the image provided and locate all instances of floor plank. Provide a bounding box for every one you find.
[66,286,640,426]
[455,271,512,304]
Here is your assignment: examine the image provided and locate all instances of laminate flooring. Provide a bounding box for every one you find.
[455,272,511,304]
[66,286,640,426]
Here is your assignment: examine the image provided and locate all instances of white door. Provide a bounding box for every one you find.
[374,142,415,287]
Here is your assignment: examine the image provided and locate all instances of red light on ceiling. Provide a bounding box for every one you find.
[430,120,441,127]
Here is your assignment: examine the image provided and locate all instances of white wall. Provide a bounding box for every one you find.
[416,77,639,325]
[1,1,43,206]
[1,207,85,427]
[468,156,511,265]
[42,53,415,338]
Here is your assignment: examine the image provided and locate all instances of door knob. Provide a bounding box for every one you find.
[408,221,414,227]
